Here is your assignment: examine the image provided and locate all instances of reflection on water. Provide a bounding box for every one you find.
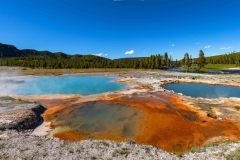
[52,101,143,141]
[208,70,240,74]
[165,83,240,98]
[168,67,240,74]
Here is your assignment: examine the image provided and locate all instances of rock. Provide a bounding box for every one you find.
[127,140,136,145]
[0,97,46,131]
[207,113,218,119]
[0,133,9,140]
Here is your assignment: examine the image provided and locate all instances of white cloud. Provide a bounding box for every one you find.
[93,53,108,57]
[169,44,175,47]
[220,46,232,50]
[124,50,135,55]
[204,45,212,49]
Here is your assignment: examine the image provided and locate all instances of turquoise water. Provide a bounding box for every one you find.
[165,83,240,98]
[10,75,126,95]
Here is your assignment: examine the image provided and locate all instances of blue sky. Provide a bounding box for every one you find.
[0,0,240,59]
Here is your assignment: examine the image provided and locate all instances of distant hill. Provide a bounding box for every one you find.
[0,43,52,57]
[206,52,240,64]
[0,43,150,62]
[0,43,173,69]
[0,43,23,57]
[2,42,239,69]
[0,43,82,58]
[0,43,116,68]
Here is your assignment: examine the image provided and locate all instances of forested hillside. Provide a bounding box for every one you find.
[1,43,240,69]
[206,52,240,65]
[0,43,173,69]
[0,43,78,58]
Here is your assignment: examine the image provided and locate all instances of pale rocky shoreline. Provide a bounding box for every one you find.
[1,68,240,159]
[1,129,240,160]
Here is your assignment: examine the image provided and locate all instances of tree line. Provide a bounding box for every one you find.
[1,42,240,70]
[181,50,240,72]
[1,50,240,70]
[182,50,206,72]
[206,52,240,65]
[0,43,177,69]
[0,53,175,69]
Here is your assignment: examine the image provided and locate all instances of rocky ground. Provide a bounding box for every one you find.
[1,130,240,160]
[113,70,240,90]
[0,97,45,131]
[1,69,240,159]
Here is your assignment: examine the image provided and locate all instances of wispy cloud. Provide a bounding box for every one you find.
[204,45,212,49]
[169,44,175,47]
[93,53,108,57]
[125,50,135,55]
[220,46,232,50]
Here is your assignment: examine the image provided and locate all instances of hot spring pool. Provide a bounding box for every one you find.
[51,101,143,140]
[0,75,126,95]
[165,83,240,98]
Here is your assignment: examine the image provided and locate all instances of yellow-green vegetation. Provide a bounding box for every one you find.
[226,147,240,160]
[190,140,233,153]
[19,67,169,75]
[201,64,237,71]
[183,64,238,72]
[21,68,133,75]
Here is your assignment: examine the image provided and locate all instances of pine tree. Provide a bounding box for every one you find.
[164,52,169,67]
[183,53,192,72]
[197,50,206,71]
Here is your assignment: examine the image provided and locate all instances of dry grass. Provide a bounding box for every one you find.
[21,68,133,75]
[226,147,240,160]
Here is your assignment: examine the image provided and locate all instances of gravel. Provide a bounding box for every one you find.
[0,130,240,160]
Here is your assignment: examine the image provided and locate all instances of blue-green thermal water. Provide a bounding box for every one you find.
[9,75,126,95]
[165,83,240,98]
[52,101,143,139]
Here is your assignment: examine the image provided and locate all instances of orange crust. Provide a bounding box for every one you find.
[35,92,240,153]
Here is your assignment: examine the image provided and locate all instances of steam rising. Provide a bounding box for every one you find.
[0,70,25,96]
